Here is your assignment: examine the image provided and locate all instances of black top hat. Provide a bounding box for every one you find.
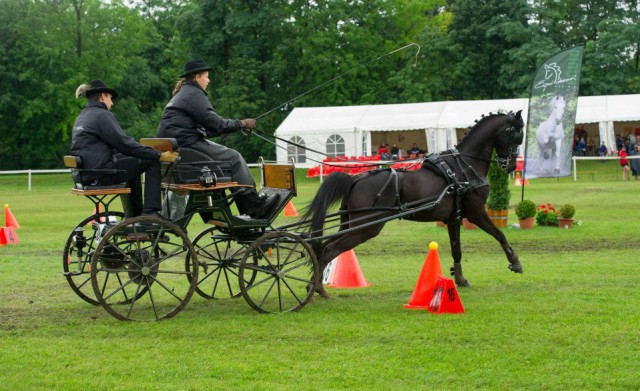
[86,79,118,99]
[180,59,214,78]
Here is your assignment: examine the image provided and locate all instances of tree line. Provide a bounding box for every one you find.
[1,0,639,169]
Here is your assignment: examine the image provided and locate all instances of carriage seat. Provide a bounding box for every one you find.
[63,155,130,193]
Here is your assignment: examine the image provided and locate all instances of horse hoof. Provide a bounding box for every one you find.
[508,262,523,273]
[456,279,471,288]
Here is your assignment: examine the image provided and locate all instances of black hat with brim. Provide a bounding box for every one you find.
[180,59,214,78]
[86,79,118,99]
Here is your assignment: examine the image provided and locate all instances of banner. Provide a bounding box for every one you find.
[524,46,584,179]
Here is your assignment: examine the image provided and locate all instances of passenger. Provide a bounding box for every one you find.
[157,59,278,218]
[71,80,179,218]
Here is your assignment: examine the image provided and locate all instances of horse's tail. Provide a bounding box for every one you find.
[301,172,355,237]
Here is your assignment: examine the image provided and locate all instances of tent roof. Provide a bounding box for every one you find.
[275,94,640,136]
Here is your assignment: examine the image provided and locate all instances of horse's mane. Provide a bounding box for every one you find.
[456,111,514,149]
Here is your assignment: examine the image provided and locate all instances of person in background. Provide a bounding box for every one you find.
[378,143,390,160]
[576,136,587,156]
[157,59,278,218]
[598,142,608,163]
[71,79,179,218]
[390,144,400,160]
[587,137,595,156]
[408,143,423,156]
[630,144,640,180]
[619,146,630,180]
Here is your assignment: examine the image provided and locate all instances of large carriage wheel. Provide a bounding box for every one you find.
[90,216,198,321]
[63,211,125,305]
[187,227,256,300]
[239,231,318,314]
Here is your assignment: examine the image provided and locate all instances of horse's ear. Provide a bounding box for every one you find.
[515,110,522,120]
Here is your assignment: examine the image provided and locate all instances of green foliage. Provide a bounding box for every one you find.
[536,209,559,226]
[487,158,510,210]
[515,199,537,219]
[3,0,640,169]
[559,203,576,219]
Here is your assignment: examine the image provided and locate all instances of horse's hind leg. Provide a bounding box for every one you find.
[474,213,523,274]
[447,223,471,287]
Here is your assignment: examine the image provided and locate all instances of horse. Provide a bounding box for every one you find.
[536,95,566,172]
[301,111,525,298]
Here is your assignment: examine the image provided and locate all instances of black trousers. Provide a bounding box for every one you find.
[98,154,161,216]
[189,140,262,215]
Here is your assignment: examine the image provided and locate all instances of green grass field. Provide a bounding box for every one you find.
[1,161,639,390]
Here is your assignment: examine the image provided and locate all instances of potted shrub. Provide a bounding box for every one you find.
[515,200,536,229]
[558,204,576,228]
[536,203,559,227]
[486,155,510,228]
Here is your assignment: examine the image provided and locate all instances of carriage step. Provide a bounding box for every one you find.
[63,271,85,277]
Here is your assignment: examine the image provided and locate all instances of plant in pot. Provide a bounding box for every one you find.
[558,204,576,228]
[515,200,536,229]
[486,155,510,228]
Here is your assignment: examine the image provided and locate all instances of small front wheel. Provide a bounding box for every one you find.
[239,232,318,314]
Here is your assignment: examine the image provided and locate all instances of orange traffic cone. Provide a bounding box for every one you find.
[428,276,465,314]
[0,227,19,245]
[404,242,443,309]
[514,172,522,186]
[327,249,371,288]
[4,204,20,229]
[283,201,298,217]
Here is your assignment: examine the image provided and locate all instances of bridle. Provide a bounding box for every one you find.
[496,125,524,171]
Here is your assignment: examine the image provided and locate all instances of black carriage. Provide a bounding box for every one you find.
[63,138,318,321]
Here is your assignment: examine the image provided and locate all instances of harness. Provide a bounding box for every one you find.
[363,148,487,225]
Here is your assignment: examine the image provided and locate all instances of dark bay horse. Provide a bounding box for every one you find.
[301,111,525,298]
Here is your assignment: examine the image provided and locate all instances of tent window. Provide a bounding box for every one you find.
[326,134,345,157]
[287,136,306,163]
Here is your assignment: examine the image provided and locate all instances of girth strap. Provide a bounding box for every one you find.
[372,168,400,208]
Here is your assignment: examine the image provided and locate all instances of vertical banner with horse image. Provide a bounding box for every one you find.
[524,46,584,179]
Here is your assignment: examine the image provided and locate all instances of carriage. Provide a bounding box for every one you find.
[62,110,526,321]
[63,139,319,321]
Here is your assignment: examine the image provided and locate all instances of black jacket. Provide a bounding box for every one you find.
[71,101,160,169]
[157,81,242,147]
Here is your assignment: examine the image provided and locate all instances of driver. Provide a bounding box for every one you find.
[71,79,179,218]
[157,59,279,218]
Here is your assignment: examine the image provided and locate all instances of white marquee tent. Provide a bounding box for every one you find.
[274,95,640,166]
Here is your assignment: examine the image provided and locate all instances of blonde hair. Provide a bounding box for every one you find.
[172,78,187,96]
[75,83,91,98]
[172,72,203,96]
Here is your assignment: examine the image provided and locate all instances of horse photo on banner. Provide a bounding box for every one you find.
[524,46,584,179]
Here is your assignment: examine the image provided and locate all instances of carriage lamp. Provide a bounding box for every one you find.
[72,227,86,273]
[199,166,216,188]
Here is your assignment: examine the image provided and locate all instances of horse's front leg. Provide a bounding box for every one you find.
[554,138,562,171]
[447,221,470,287]
[473,212,523,274]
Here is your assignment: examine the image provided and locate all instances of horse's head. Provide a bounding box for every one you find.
[550,95,566,121]
[494,110,525,173]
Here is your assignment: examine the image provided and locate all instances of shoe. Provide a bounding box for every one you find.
[250,193,280,219]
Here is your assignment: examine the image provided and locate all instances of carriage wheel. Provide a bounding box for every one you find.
[239,232,318,314]
[90,216,198,321]
[63,211,125,305]
[187,227,257,300]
